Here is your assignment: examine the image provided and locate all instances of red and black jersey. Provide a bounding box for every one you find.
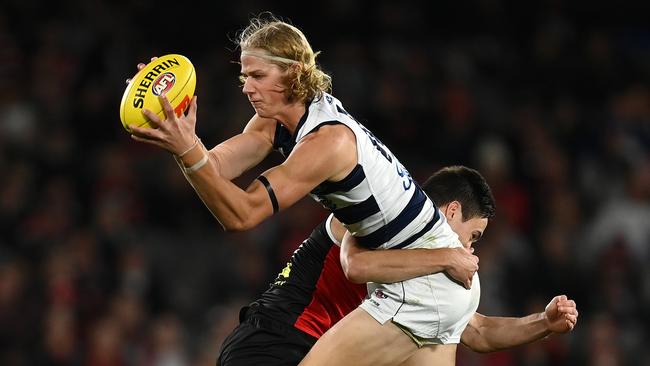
[253,221,367,338]
[218,221,367,365]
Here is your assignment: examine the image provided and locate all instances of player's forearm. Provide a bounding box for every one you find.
[463,313,551,353]
[206,146,241,180]
[208,134,272,180]
[342,247,453,284]
[176,145,269,231]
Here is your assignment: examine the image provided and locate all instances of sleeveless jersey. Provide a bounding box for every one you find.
[273,93,480,343]
[273,92,440,249]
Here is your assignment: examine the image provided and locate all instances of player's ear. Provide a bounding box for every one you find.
[288,62,302,73]
[447,201,461,220]
[282,63,301,83]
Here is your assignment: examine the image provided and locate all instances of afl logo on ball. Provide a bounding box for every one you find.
[152,72,176,96]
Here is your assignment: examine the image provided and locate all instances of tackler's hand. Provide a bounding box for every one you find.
[544,295,579,333]
[446,247,479,289]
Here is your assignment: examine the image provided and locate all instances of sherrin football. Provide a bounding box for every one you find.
[120,54,196,132]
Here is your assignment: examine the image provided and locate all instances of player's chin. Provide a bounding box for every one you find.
[254,108,271,118]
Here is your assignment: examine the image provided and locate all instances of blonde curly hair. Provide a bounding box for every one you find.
[237,15,332,102]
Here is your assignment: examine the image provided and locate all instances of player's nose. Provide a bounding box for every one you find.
[242,79,254,95]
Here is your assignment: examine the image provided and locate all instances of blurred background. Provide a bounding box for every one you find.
[1,0,649,365]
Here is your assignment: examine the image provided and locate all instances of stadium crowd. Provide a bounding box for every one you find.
[0,1,648,365]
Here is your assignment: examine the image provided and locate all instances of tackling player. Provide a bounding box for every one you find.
[218,166,578,365]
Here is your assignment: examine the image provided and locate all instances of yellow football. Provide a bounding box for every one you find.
[119,54,196,132]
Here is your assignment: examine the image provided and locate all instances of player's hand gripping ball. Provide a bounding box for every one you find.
[120,54,196,132]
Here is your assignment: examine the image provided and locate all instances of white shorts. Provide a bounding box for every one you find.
[359,216,481,344]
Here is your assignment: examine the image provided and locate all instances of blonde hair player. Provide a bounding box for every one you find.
[128,14,546,366]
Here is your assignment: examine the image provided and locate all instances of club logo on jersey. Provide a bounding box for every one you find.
[273,262,292,286]
[373,289,388,299]
[152,72,176,96]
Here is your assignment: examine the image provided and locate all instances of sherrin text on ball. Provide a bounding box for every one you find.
[120,54,196,132]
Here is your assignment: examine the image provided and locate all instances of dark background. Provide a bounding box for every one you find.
[1,0,649,365]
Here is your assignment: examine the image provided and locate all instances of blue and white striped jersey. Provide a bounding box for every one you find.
[273,92,440,250]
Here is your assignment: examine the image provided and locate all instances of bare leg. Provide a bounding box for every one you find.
[299,308,419,366]
[398,344,457,366]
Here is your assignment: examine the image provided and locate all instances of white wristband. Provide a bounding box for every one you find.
[177,137,200,158]
[183,153,209,174]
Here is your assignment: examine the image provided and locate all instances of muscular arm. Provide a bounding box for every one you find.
[205,114,277,180]
[131,93,361,232]
[179,121,357,231]
[461,295,578,353]
[336,219,478,287]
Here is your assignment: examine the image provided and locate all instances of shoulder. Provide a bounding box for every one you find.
[289,123,358,180]
[298,123,355,152]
